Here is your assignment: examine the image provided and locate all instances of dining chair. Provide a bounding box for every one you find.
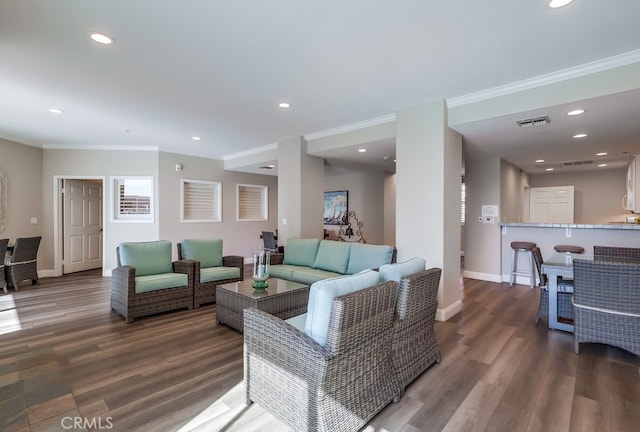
[261,231,277,252]
[4,236,41,291]
[0,238,9,294]
[573,259,640,356]
[532,246,574,325]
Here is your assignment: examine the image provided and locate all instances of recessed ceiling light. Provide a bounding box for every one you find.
[278,102,291,109]
[358,148,367,153]
[90,32,114,45]
[573,133,587,138]
[49,108,64,114]
[596,152,607,156]
[536,159,545,163]
[549,0,573,9]
[192,136,201,141]
[598,164,607,167]
[567,109,585,116]
[546,168,554,171]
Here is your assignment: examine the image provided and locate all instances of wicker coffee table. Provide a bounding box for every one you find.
[215,278,309,332]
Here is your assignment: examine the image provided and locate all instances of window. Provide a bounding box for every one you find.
[181,179,222,222]
[112,176,154,222]
[237,184,268,221]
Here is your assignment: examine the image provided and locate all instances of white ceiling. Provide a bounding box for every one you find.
[1,1,639,176]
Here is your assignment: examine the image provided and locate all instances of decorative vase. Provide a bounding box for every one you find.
[252,249,270,290]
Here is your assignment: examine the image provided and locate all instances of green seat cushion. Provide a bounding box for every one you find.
[304,269,381,347]
[379,257,426,282]
[346,243,395,274]
[119,240,173,276]
[200,266,240,283]
[283,238,321,267]
[291,268,343,285]
[134,273,188,293]
[312,240,351,274]
[269,264,301,281]
[181,239,223,268]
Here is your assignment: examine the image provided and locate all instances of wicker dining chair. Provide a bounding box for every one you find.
[0,238,9,294]
[593,245,640,263]
[4,236,41,291]
[244,280,401,432]
[392,267,442,396]
[572,259,640,356]
[532,246,574,325]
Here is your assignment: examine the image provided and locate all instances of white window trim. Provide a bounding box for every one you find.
[110,176,154,223]
[236,183,268,222]
[180,178,222,223]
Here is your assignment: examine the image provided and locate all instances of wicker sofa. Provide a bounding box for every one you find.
[4,236,41,291]
[111,240,194,323]
[244,269,401,432]
[177,239,244,308]
[269,238,396,285]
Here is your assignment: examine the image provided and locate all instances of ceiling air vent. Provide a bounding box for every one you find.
[516,116,550,128]
[563,160,594,166]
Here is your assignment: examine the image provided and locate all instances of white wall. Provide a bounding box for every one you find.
[324,168,387,245]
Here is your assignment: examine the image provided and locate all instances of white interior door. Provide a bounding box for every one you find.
[529,186,574,223]
[63,179,103,273]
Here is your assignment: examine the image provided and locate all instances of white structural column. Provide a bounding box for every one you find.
[277,136,325,244]
[396,101,463,321]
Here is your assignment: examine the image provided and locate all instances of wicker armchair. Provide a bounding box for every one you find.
[244,280,401,432]
[111,241,193,323]
[532,247,574,325]
[573,259,640,356]
[177,239,243,308]
[392,267,442,395]
[593,245,640,263]
[0,238,8,294]
[4,236,41,291]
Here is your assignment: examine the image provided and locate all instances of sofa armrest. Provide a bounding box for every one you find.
[112,265,136,298]
[223,255,245,280]
[269,253,284,266]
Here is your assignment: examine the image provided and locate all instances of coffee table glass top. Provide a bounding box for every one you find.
[218,278,308,298]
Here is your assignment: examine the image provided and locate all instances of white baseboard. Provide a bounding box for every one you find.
[462,270,502,283]
[436,299,462,321]
[38,269,59,278]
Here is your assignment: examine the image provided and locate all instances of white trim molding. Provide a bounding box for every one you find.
[436,299,462,322]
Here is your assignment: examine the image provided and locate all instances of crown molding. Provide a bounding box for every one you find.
[304,113,396,141]
[447,49,640,107]
[42,144,159,151]
[223,142,278,161]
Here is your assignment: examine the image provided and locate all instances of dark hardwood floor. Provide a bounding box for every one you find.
[0,269,638,432]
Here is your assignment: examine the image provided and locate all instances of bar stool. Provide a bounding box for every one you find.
[510,241,537,288]
[554,245,585,254]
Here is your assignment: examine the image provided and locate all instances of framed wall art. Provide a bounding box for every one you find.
[323,190,348,225]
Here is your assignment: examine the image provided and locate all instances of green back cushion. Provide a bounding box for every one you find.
[119,240,173,276]
[346,243,395,274]
[181,239,223,268]
[312,240,351,274]
[304,269,380,347]
[379,257,426,282]
[283,238,321,267]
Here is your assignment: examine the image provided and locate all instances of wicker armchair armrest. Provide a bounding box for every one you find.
[112,265,136,297]
[223,255,245,279]
[244,308,333,363]
[269,253,285,265]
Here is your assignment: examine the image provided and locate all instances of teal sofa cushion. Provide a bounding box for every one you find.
[313,240,351,274]
[283,238,321,267]
[134,273,188,293]
[346,243,395,274]
[290,268,343,285]
[304,269,380,347]
[285,313,307,332]
[181,239,223,268]
[269,264,299,281]
[119,240,173,277]
[379,257,426,282]
[200,266,241,283]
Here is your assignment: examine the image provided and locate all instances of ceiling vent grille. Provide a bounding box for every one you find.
[516,116,550,128]
[563,160,594,166]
